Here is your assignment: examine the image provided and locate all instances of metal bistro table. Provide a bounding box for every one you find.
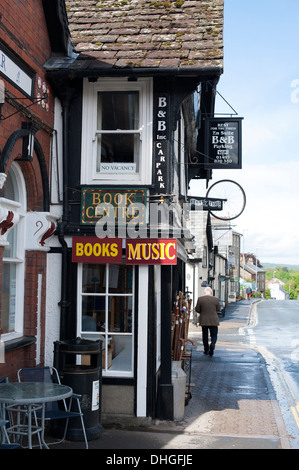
[0,382,72,449]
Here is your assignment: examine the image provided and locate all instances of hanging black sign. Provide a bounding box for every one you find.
[189,196,223,211]
[204,117,243,169]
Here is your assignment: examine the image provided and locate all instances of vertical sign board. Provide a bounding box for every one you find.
[154,93,170,194]
[204,118,243,169]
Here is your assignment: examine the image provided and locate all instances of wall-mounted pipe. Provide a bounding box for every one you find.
[57,87,75,340]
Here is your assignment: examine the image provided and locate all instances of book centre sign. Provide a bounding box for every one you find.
[72,237,177,265]
[81,188,146,225]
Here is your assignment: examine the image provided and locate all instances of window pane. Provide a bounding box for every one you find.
[108,296,132,333]
[4,170,19,202]
[97,133,140,168]
[82,264,106,293]
[108,265,133,294]
[97,91,139,130]
[2,263,16,333]
[3,226,17,258]
[82,295,106,332]
[108,335,132,372]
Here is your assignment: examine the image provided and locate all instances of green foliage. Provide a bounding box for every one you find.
[265,288,271,299]
[265,265,299,299]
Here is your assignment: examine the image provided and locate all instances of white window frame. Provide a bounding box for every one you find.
[80,77,153,185]
[77,263,135,378]
[2,162,26,342]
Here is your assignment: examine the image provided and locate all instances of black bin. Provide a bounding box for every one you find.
[54,337,103,441]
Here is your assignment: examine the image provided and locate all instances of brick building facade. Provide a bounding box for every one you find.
[0,0,56,381]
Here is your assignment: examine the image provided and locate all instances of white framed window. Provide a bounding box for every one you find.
[80,78,153,185]
[77,263,135,378]
[2,163,26,340]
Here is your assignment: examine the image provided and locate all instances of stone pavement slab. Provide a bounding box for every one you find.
[45,301,291,450]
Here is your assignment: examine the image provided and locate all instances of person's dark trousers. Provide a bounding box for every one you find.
[202,326,218,353]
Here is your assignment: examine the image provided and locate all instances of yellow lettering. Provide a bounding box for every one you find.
[86,206,95,218]
[151,243,160,260]
[127,243,141,260]
[93,243,102,256]
[103,193,112,204]
[141,243,151,260]
[102,207,111,218]
[92,193,101,205]
[110,243,119,257]
[165,242,176,260]
[84,243,92,256]
[160,243,166,259]
[76,243,84,256]
[125,192,135,205]
[114,193,123,205]
[101,243,110,257]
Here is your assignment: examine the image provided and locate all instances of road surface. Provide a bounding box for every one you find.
[244,299,299,448]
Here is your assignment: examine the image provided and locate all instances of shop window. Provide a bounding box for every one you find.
[78,263,134,377]
[1,163,26,339]
[80,78,153,185]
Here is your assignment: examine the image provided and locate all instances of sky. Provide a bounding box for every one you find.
[189,0,299,266]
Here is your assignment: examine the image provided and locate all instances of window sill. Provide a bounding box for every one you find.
[4,335,36,352]
[84,175,149,186]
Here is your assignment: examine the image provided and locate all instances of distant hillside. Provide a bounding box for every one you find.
[262,262,299,271]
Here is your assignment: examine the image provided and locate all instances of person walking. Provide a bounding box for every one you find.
[195,287,220,356]
[246,286,252,300]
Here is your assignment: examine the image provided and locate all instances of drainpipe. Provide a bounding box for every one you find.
[57,87,74,341]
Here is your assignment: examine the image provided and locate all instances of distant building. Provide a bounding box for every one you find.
[240,260,266,295]
[266,278,289,300]
[212,221,242,298]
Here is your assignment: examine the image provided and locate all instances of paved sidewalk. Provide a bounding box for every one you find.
[48,300,291,450]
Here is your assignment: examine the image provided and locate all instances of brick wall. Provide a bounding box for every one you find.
[0,0,55,381]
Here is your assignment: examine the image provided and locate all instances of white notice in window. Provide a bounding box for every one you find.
[100,163,136,173]
[92,380,100,411]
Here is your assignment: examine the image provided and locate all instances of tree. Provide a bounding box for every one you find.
[241,253,263,268]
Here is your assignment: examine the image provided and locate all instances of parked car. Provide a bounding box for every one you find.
[218,300,226,318]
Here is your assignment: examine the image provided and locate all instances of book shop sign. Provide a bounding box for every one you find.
[72,237,177,265]
[81,188,146,225]
[204,117,243,169]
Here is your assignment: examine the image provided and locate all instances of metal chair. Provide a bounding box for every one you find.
[0,377,8,418]
[0,380,20,449]
[17,366,88,448]
[0,377,14,441]
[0,420,21,449]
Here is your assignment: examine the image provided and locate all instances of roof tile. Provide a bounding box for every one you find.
[64,0,223,70]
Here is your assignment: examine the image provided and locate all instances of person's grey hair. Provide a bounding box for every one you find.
[204,287,213,296]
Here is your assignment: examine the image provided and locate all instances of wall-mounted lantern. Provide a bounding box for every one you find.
[20,121,39,161]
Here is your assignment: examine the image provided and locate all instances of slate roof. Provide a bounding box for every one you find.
[244,263,265,274]
[63,0,223,71]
